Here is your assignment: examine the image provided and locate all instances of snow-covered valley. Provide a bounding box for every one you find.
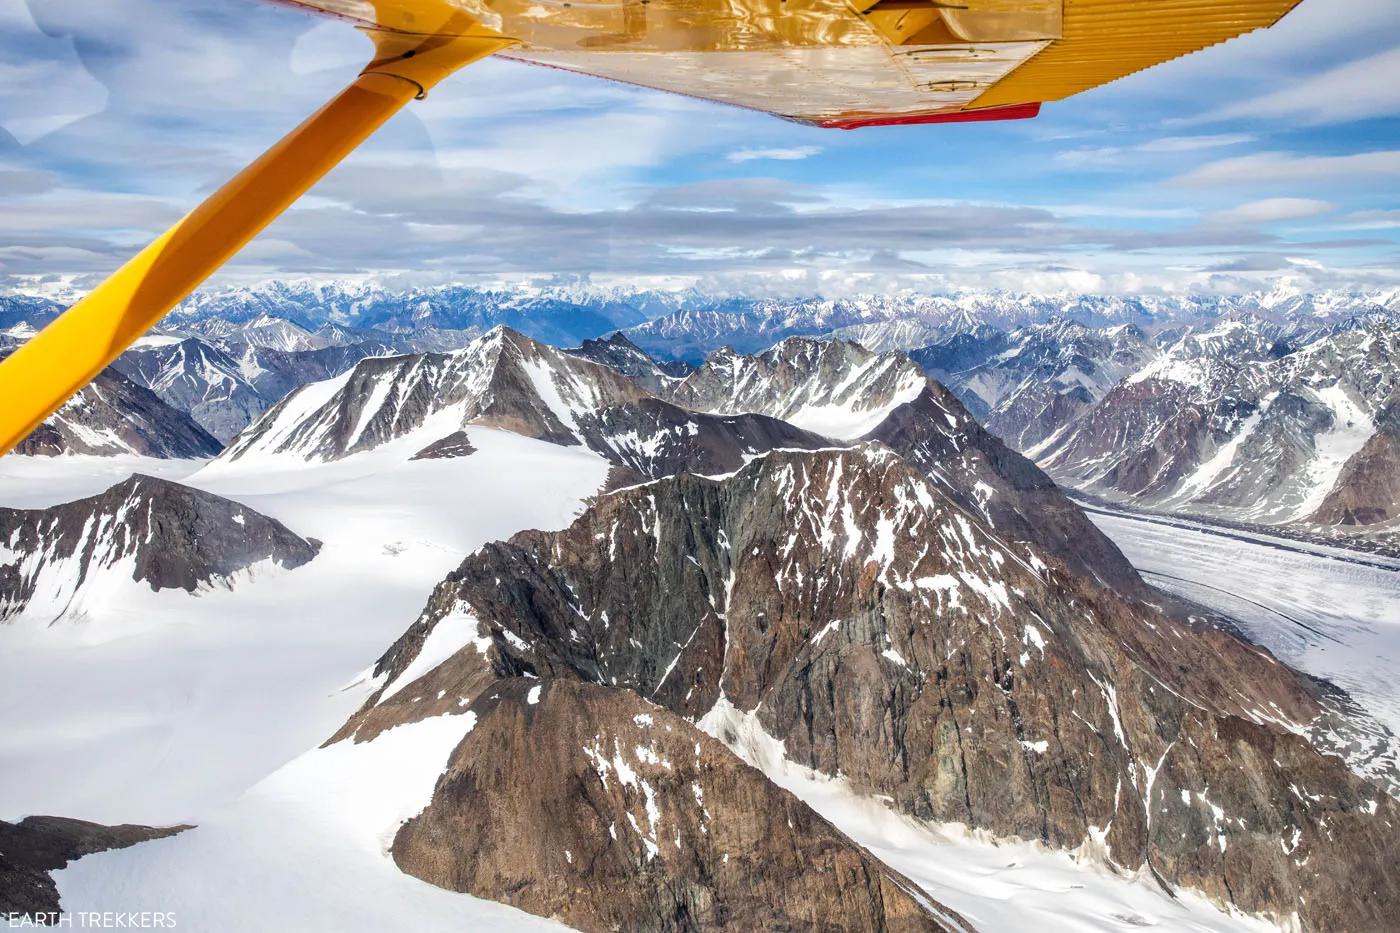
[1085,503,1400,741]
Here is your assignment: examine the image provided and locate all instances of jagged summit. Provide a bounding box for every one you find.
[659,337,1148,597]
[220,326,648,462]
[1040,319,1400,525]
[563,331,692,394]
[214,326,830,488]
[668,336,928,440]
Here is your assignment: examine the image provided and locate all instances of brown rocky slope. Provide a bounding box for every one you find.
[392,678,971,933]
[345,445,1400,933]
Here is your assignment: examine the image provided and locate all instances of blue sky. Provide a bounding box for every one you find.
[2,0,1399,295]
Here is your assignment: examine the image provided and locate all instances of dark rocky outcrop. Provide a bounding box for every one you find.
[392,679,966,933]
[351,446,1400,933]
[565,333,693,394]
[10,366,222,459]
[410,431,477,461]
[864,383,1150,600]
[0,816,188,918]
[0,475,319,622]
[575,398,832,482]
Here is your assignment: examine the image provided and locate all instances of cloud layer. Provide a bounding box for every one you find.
[1,0,1398,294]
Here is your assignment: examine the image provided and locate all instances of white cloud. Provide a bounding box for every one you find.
[0,0,108,145]
[1138,134,1255,153]
[726,146,822,164]
[1213,47,1400,125]
[1055,135,1253,167]
[1173,151,1400,186]
[1053,147,1123,167]
[1341,209,1400,229]
[1206,198,1336,227]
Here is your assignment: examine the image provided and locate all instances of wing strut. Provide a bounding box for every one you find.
[0,19,515,456]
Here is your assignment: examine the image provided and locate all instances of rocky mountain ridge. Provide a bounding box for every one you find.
[6,363,221,459]
[7,280,1397,453]
[904,315,1400,546]
[666,337,1150,598]
[1034,320,1400,530]
[0,475,319,624]
[217,329,1148,603]
[339,444,1400,933]
[0,817,188,919]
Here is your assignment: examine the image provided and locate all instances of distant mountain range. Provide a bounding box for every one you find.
[913,317,1400,547]
[6,281,1397,548]
[6,279,1398,358]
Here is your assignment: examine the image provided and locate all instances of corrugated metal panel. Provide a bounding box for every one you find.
[974,0,1305,108]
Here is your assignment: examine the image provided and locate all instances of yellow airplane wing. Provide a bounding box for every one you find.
[0,0,1305,455]
[273,0,1303,128]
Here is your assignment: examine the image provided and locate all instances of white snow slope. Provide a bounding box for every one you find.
[0,431,611,826]
[2,436,608,931]
[1085,505,1400,740]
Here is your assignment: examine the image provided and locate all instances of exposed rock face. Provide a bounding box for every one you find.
[10,367,222,459]
[908,328,1011,409]
[392,679,964,933]
[0,475,319,623]
[665,338,1147,599]
[1311,395,1400,526]
[215,329,1141,605]
[827,319,964,355]
[111,333,394,442]
[222,326,649,461]
[357,447,1400,933]
[195,311,330,352]
[218,326,830,486]
[863,382,1149,599]
[575,399,831,483]
[565,332,693,394]
[410,430,478,461]
[0,816,187,918]
[110,337,271,443]
[1036,321,1400,527]
[913,319,1159,451]
[667,338,927,440]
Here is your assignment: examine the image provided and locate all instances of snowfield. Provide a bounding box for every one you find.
[1085,504,1400,739]
[0,431,611,825]
[54,710,573,933]
[0,454,205,509]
